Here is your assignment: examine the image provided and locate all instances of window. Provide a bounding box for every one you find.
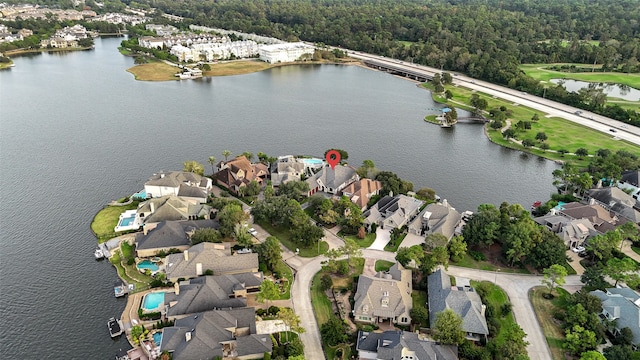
[401,317,408,323]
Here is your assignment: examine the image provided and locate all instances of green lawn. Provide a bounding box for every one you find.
[375,260,395,272]
[91,203,139,243]
[520,63,640,90]
[632,246,640,257]
[471,281,521,348]
[274,260,293,300]
[530,286,571,360]
[109,250,152,292]
[384,233,406,252]
[343,233,376,248]
[451,253,530,274]
[411,290,428,309]
[257,221,328,257]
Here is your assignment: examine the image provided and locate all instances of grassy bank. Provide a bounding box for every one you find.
[520,63,640,90]
[126,61,179,81]
[204,60,271,76]
[91,203,139,243]
[530,286,571,360]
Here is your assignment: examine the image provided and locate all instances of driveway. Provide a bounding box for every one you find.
[367,228,391,250]
[620,240,640,263]
[398,233,425,249]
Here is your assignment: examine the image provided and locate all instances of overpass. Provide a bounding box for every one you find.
[363,60,432,82]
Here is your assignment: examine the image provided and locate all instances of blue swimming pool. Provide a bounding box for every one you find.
[142,292,165,312]
[118,216,135,227]
[153,331,162,346]
[137,259,159,272]
[302,158,323,165]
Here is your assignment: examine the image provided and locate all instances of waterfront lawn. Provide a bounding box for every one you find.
[519,63,640,90]
[375,260,395,272]
[110,250,151,292]
[91,203,138,243]
[204,60,271,76]
[343,232,376,248]
[257,220,328,257]
[530,286,570,360]
[126,61,180,81]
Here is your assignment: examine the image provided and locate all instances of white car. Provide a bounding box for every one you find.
[572,246,585,253]
[248,228,258,236]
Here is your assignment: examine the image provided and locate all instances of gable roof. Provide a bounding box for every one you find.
[135,220,217,251]
[356,330,458,360]
[621,170,640,187]
[410,201,462,239]
[161,308,271,359]
[166,242,259,279]
[343,179,383,209]
[165,273,263,317]
[216,156,268,190]
[145,171,208,188]
[428,269,489,336]
[590,289,640,345]
[138,196,212,223]
[306,164,358,191]
[354,263,412,320]
[364,195,425,229]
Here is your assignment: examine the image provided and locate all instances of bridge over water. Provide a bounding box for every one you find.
[363,60,433,82]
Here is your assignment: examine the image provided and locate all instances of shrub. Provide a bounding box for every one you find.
[256,309,266,317]
[204,269,214,276]
[127,258,135,266]
[338,261,350,275]
[469,250,486,261]
[320,273,333,291]
[501,303,512,317]
[268,306,281,315]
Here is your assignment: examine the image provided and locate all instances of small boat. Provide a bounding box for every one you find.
[531,201,542,210]
[108,317,124,338]
[94,248,104,260]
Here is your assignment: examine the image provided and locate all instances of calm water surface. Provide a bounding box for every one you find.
[551,78,640,101]
[0,37,557,358]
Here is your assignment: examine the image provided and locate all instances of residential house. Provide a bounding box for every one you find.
[306,164,359,196]
[270,155,306,186]
[356,330,458,360]
[164,273,263,318]
[165,242,259,282]
[590,288,640,348]
[428,269,489,341]
[137,196,212,225]
[561,218,598,248]
[353,263,413,326]
[135,220,216,258]
[160,308,272,360]
[144,171,212,203]
[408,199,461,239]
[556,201,628,233]
[587,187,640,223]
[216,156,268,195]
[342,179,383,211]
[619,170,640,201]
[363,195,424,231]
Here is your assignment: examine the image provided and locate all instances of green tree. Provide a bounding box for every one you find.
[256,279,280,307]
[531,113,540,122]
[564,325,598,355]
[581,266,609,291]
[410,306,429,327]
[208,156,216,175]
[278,307,305,342]
[540,143,550,151]
[432,246,449,270]
[604,257,637,286]
[448,235,467,262]
[357,159,378,179]
[526,229,567,269]
[444,89,453,99]
[323,148,349,162]
[432,309,465,345]
[580,351,605,360]
[535,132,548,142]
[183,160,205,176]
[462,204,500,248]
[258,236,282,272]
[415,187,436,201]
[217,203,248,237]
[190,228,222,244]
[222,149,232,161]
[241,151,254,161]
[395,245,424,268]
[502,128,516,139]
[286,338,304,358]
[234,223,253,248]
[542,264,567,295]
[277,180,310,202]
[424,233,449,251]
[442,72,453,84]
[320,316,348,346]
[319,273,333,291]
[498,322,530,359]
[340,238,362,263]
[575,148,589,159]
[522,138,536,148]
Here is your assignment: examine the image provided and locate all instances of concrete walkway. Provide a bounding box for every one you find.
[620,240,640,263]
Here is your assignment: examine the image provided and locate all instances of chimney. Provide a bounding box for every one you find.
[196,263,202,276]
[143,225,148,235]
[160,173,165,178]
[150,201,155,213]
[443,199,448,207]
[185,332,191,342]
[589,198,595,206]
[174,282,180,295]
[184,250,189,261]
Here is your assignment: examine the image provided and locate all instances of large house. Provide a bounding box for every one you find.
[164,273,264,318]
[165,242,259,282]
[363,195,424,231]
[587,187,640,223]
[306,164,359,196]
[408,200,461,239]
[215,156,269,195]
[356,330,458,360]
[619,170,640,201]
[353,263,413,326]
[590,288,640,348]
[135,220,217,258]
[258,42,315,63]
[137,196,212,225]
[270,155,306,186]
[428,269,489,341]
[160,308,272,360]
[342,179,383,211]
[144,171,212,203]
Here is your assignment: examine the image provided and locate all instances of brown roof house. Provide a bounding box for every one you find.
[165,242,259,282]
[144,171,212,204]
[353,263,413,326]
[215,156,268,195]
[342,178,383,211]
[137,196,212,225]
[160,308,272,360]
[305,164,359,196]
[408,199,461,239]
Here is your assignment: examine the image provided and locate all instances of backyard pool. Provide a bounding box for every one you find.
[114,209,139,232]
[152,331,162,346]
[137,259,159,272]
[301,158,324,167]
[141,292,165,312]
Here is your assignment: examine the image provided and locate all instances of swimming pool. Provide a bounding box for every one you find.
[137,259,159,272]
[141,292,165,312]
[152,331,162,346]
[114,209,139,232]
[301,158,324,166]
[119,216,135,227]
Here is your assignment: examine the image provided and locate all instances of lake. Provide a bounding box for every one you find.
[0,37,557,358]
[551,78,640,101]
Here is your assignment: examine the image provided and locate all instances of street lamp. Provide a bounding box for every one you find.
[494,268,500,285]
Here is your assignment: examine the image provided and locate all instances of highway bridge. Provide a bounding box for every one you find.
[363,60,432,82]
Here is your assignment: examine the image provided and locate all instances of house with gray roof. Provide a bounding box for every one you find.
[562,218,598,248]
[135,220,217,258]
[587,187,640,223]
[164,273,263,318]
[144,171,212,203]
[590,288,640,347]
[428,269,489,341]
[353,263,413,326]
[160,308,272,360]
[619,170,640,202]
[306,164,359,196]
[356,330,458,360]
[165,242,259,282]
[137,195,212,225]
[364,195,424,231]
[270,155,306,186]
[408,199,461,239]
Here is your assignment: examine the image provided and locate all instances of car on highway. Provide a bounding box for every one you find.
[610,128,617,133]
[574,110,582,115]
[572,245,585,253]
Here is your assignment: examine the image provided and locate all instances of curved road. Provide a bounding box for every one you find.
[287,247,583,360]
[347,51,640,146]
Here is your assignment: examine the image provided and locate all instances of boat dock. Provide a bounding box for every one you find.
[108,317,124,337]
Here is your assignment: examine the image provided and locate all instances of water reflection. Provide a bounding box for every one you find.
[551,78,640,101]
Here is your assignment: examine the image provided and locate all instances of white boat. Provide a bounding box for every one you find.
[94,248,104,260]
